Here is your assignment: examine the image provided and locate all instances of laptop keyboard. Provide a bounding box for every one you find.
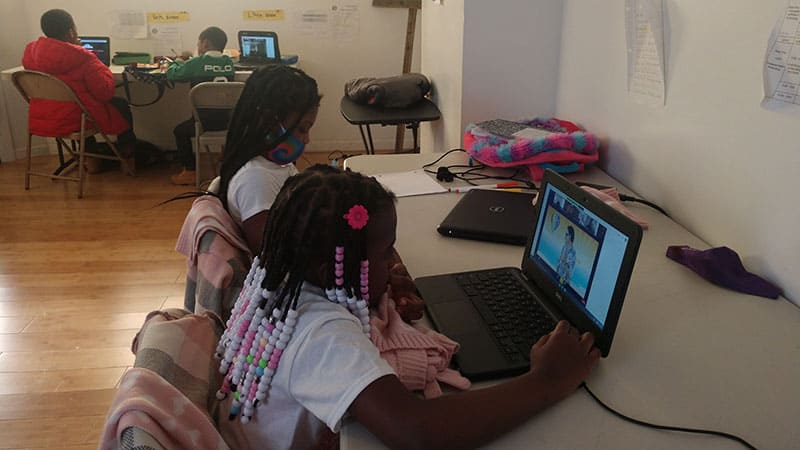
[454,269,557,362]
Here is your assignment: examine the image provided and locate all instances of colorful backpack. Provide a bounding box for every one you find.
[463,117,599,180]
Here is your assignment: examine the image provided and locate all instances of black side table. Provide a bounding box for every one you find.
[339,96,441,154]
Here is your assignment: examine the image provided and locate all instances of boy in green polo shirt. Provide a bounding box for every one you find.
[168,26,235,185]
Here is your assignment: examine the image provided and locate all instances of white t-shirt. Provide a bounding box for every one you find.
[219,284,396,450]
[226,156,298,225]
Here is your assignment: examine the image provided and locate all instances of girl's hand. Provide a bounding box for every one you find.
[388,262,425,322]
[529,320,600,400]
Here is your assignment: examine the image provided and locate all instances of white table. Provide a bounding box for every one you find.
[0,65,253,159]
[0,64,253,82]
[341,153,800,450]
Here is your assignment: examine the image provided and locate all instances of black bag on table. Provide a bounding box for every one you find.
[344,73,431,108]
[120,65,174,107]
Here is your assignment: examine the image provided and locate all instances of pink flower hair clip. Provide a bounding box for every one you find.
[343,204,369,230]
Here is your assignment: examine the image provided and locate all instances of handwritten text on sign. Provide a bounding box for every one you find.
[147,11,190,23]
[244,9,285,21]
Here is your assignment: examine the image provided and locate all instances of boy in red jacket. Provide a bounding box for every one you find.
[22,9,137,174]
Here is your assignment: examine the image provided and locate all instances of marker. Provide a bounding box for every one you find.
[447,183,524,193]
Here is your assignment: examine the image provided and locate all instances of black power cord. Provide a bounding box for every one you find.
[422,149,536,189]
[582,383,758,450]
[575,182,670,217]
[424,149,672,216]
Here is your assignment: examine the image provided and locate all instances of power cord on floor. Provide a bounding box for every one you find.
[582,383,757,450]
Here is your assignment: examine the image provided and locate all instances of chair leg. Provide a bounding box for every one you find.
[97,133,134,176]
[24,133,32,190]
[195,127,201,189]
[77,125,86,199]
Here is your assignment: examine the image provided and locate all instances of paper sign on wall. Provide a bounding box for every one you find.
[244,10,285,21]
[110,10,147,39]
[625,0,666,107]
[762,1,800,112]
[148,11,190,23]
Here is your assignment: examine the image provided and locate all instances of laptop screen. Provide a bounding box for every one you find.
[238,31,280,62]
[528,182,630,329]
[79,36,110,66]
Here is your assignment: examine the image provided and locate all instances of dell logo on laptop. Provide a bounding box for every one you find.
[488,205,505,213]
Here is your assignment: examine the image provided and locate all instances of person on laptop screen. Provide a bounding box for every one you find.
[241,33,277,60]
[214,166,600,449]
[22,9,137,174]
[556,225,577,288]
[166,26,235,185]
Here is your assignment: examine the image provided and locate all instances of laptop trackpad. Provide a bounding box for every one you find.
[429,301,516,379]
[429,301,483,334]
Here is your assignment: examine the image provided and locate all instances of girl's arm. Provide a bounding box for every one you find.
[350,320,600,450]
[387,248,425,322]
[241,210,268,256]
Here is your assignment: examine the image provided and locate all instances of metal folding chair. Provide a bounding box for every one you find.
[189,81,245,188]
[11,70,131,198]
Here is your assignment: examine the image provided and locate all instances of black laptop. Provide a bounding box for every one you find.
[417,170,643,380]
[79,36,111,66]
[235,30,280,70]
[437,189,537,246]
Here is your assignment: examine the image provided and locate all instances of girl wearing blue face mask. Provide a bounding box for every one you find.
[217,65,321,255]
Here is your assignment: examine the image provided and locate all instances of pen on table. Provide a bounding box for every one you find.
[447,182,523,193]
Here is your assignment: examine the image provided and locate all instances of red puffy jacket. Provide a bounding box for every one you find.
[22,37,130,137]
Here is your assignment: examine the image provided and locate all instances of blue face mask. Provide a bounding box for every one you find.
[266,124,305,165]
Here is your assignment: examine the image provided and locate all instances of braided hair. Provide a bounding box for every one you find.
[215,165,396,422]
[217,65,321,210]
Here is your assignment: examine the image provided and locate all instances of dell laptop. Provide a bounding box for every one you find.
[79,36,111,66]
[437,189,537,246]
[417,169,642,380]
[236,30,280,70]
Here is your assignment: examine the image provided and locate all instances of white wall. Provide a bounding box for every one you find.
[461,0,562,129]
[419,0,562,153]
[1,0,420,158]
[420,0,464,153]
[0,0,37,163]
[556,0,799,303]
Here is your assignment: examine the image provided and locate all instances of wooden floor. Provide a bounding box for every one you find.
[0,151,346,449]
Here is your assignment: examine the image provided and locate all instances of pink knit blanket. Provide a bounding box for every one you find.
[100,367,229,450]
[175,196,252,321]
[370,295,471,398]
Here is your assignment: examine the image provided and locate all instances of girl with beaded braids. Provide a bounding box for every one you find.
[215,64,321,257]
[216,166,601,450]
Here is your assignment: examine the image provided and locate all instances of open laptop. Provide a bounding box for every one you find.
[417,169,642,380]
[437,189,537,246]
[235,30,280,70]
[79,36,111,66]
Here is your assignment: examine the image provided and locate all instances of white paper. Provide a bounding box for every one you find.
[513,127,553,140]
[625,0,666,106]
[373,170,447,197]
[149,25,183,58]
[331,4,360,43]
[296,10,330,40]
[110,10,148,40]
[762,1,800,112]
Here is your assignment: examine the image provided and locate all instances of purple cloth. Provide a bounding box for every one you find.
[666,245,782,299]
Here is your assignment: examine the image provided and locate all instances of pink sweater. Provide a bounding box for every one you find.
[370,295,471,398]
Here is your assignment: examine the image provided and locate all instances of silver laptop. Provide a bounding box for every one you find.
[417,170,643,380]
